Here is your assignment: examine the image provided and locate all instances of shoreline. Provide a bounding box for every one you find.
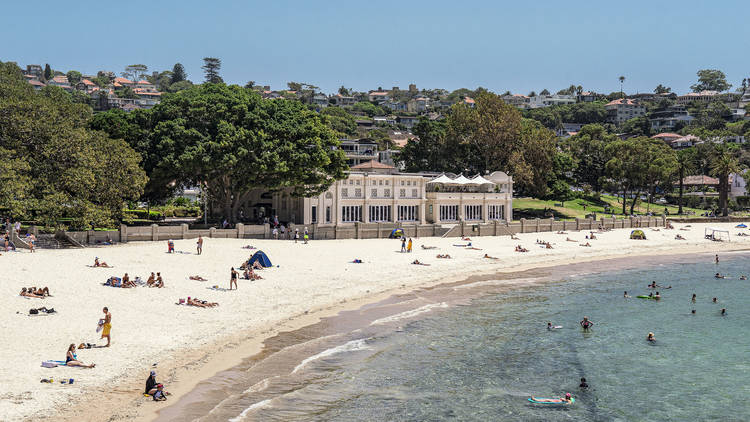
[51,244,750,422]
[10,223,748,422]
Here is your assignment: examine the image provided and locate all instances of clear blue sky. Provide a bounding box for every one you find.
[2,0,748,95]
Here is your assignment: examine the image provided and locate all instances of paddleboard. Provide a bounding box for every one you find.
[528,397,575,405]
[636,295,655,300]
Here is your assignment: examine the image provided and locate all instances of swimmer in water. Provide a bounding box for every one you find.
[715,273,725,279]
[624,291,630,298]
[580,317,594,331]
[691,309,696,314]
[721,308,726,315]
[691,294,696,302]
[715,254,719,264]
[579,378,589,389]
[712,297,718,303]
[647,332,655,342]
[653,291,661,300]
[741,275,748,280]
[547,322,553,330]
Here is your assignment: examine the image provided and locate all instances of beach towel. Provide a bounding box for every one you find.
[42,360,67,368]
[207,286,230,291]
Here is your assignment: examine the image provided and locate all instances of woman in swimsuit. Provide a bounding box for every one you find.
[66,344,95,368]
[580,317,594,331]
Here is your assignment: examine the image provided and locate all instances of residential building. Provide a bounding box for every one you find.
[255,166,513,226]
[46,75,73,92]
[576,91,597,102]
[75,79,98,94]
[24,64,43,80]
[730,172,747,198]
[651,133,683,144]
[648,105,694,131]
[463,97,476,107]
[383,100,407,112]
[675,90,737,105]
[28,79,46,91]
[501,94,530,108]
[113,77,135,88]
[312,93,328,108]
[605,98,646,124]
[556,123,584,138]
[669,135,699,149]
[330,94,356,106]
[368,91,390,104]
[397,115,419,129]
[527,94,575,108]
[339,138,379,166]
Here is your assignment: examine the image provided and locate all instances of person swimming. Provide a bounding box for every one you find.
[712,297,718,303]
[691,309,696,314]
[579,378,589,389]
[580,317,594,331]
[647,332,655,342]
[653,292,661,300]
[741,275,748,280]
[624,291,630,298]
[721,308,726,315]
[691,293,696,302]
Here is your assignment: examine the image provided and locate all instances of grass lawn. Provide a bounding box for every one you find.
[513,195,707,220]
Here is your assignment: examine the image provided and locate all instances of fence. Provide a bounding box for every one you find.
[10,217,666,249]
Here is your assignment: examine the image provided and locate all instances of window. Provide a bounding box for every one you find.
[411,188,418,198]
[384,188,390,197]
[400,189,406,198]
[369,205,391,222]
[385,180,389,185]
[465,205,482,220]
[488,205,505,220]
[439,205,459,221]
[379,180,383,186]
[398,205,418,221]
[401,181,405,186]
[342,188,348,198]
[311,206,317,223]
[371,189,378,198]
[326,206,331,223]
[356,180,360,185]
[407,181,411,186]
[355,188,362,197]
[342,206,362,222]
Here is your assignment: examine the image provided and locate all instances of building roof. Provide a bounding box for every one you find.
[50,75,68,83]
[29,80,46,86]
[652,132,682,139]
[114,77,133,84]
[680,90,719,97]
[80,79,95,86]
[350,160,394,170]
[680,175,719,186]
[606,98,640,106]
[464,97,475,104]
[137,80,152,85]
[671,135,699,144]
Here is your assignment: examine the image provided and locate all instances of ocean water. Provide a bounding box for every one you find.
[161,253,750,422]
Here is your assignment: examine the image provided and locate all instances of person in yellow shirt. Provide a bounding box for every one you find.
[407,238,413,253]
[101,307,112,347]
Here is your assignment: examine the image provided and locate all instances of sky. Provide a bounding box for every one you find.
[2,0,749,95]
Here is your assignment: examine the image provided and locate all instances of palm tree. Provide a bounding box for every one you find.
[618,76,625,98]
[710,146,740,217]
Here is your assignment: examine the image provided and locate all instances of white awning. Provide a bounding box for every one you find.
[427,174,455,184]
[452,174,477,185]
[470,175,495,185]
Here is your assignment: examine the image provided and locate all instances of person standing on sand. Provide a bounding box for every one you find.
[101,307,112,347]
[230,267,238,290]
[197,236,203,255]
[401,237,407,253]
[294,228,299,243]
[407,238,413,253]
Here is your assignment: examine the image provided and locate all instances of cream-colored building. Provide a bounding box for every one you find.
[253,161,513,227]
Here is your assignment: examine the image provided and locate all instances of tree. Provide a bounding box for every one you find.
[540,89,550,96]
[170,63,187,84]
[96,84,347,223]
[709,145,740,216]
[0,61,146,228]
[147,71,173,92]
[618,76,625,98]
[691,69,732,92]
[352,101,384,117]
[654,84,671,94]
[563,124,616,192]
[66,70,82,85]
[528,91,537,97]
[202,58,223,83]
[115,86,138,99]
[167,80,193,93]
[43,64,52,81]
[122,64,148,81]
[320,106,357,137]
[398,118,452,173]
[620,116,652,137]
[338,85,351,96]
[676,148,696,214]
[244,80,255,89]
[287,81,302,91]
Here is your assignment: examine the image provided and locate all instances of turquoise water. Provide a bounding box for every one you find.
[169,253,750,421]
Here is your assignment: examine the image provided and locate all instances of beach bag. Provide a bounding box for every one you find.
[29,308,39,315]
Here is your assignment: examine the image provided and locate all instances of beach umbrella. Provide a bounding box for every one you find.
[735,223,747,228]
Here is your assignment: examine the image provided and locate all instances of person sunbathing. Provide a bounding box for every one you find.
[421,245,437,250]
[545,242,553,249]
[66,344,95,368]
[483,254,499,260]
[412,260,430,266]
[153,272,164,288]
[580,242,592,247]
[104,276,122,287]
[436,254,451,259]
[461,237,471,241]
[566,237,577,242]
[514,245,529,252]
[556,231,567,235]
[93,257,111,268]
[675,234,685,240]
[30,286,50,297]
[20,287,45,298]
[187,297,218,308]
[121,273,136,288]
[242,245,256,249]
[351,259,364,264]
[189,275,208,281]
[252,261,263,270]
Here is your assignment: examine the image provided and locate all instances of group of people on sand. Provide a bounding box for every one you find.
[515,245,529,253]
[105,273,137,288]
[535,239,553,249]
[20,286,50,298]
[178,296,219,308]
[401,237,413,253]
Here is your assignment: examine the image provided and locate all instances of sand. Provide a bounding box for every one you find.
[1,222,747,421]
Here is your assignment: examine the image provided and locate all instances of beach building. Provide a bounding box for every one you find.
[240,162,512,228]
[605,98,646,124]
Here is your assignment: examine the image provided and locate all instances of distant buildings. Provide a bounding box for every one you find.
[648,105,694,131]
[605,98,646,124]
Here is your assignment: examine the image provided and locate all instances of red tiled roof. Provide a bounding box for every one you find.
[81,79,95,85]
[29,80,46,86]
[137,80,151,85]
[50,75,68,83]
[114,77,133,84]
[652,132,682,139]
[350,160,394,169]
[679,175,718,185]
[464,97,475,104]
[369,91,389,96]
[606,98,640,106]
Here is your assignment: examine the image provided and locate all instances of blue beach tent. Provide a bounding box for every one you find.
[736,223,747,228]
[249,250,272,267]
[389,228,404,238]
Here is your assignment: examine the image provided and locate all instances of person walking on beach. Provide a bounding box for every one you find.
[401,237,407,253]
[294,228,299,243]
[580,316,594,331]
[407,238,413,253]
[230,267,238,290]
[304,227,309,244]
[197,236,203,255]
[101,307,112,347]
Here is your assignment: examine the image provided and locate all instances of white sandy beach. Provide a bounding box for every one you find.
[1,222,748,421]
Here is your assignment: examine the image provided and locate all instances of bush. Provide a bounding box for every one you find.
[123,209,164,221]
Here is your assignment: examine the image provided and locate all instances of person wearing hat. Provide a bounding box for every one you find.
[153,384,167,401]
[145,370,158,395]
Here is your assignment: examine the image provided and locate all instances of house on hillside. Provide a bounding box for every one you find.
[330,94,356,106]
[312,93,328,108]
[339,138,379,166]
[76,79,98,94]
[651,132,683,144]
[24,64,43,80]
[649,105,694,131]
[368,91,390,104]
[669,135,700,149]
[396,115,419,129]
[501,94,530,108]
[605,98,646,124]
[527,94,575,108]
[46,75,73,92]
[576,91,597,102]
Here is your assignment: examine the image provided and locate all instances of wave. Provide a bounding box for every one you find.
[243,376,276,394]
[370,302,449,325]
[228,398,273,422]
[291,338,371,374]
